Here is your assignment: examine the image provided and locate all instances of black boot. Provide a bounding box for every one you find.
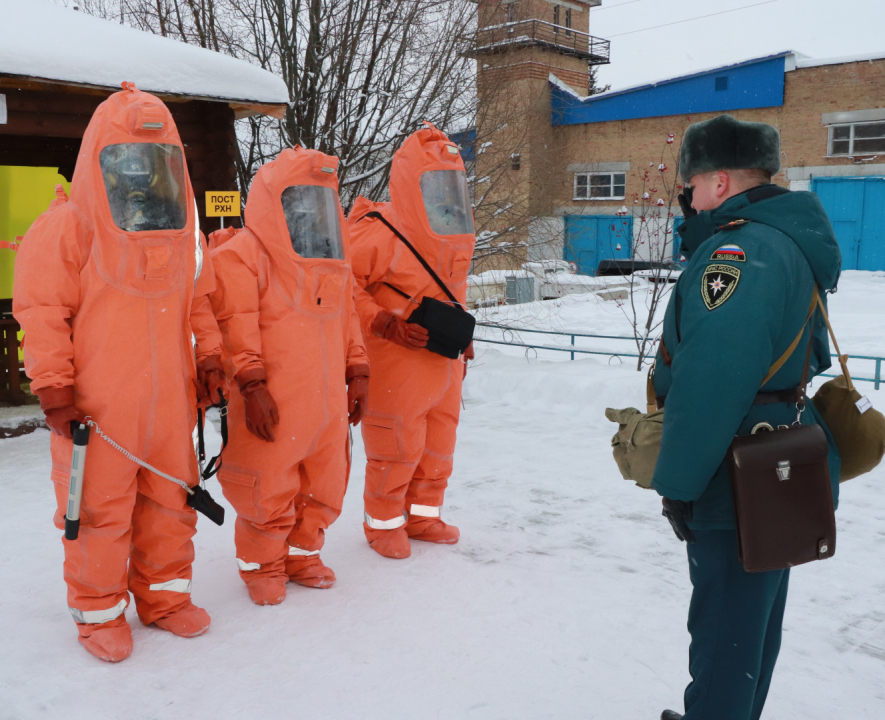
[661,712,683,720]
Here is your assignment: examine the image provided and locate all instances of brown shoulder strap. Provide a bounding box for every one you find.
[760,286,819,387]
[815,292,855,392]
[646,365,657,414]
[649,286,823,411]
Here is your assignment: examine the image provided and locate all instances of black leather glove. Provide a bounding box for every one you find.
[677,185,697,220]
[662,498,696,543]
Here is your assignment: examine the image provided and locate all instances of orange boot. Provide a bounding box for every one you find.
[153,602,211,638]
[286,554,336,589]
[406,516,460,544]
[77,616,133,663]
[245,576,288,606]
[364,524,412,559]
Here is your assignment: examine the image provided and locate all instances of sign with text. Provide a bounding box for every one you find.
[205,191,241,217]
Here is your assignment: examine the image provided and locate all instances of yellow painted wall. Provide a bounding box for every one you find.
[0,167,72,363]
[0,166,72,299]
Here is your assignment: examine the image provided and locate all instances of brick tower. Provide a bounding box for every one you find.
[468,1,610,271]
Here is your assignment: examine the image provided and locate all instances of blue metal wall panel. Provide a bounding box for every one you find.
[812,177,885,271]
[563,216,632,275]
[860,179,885,271]
[448,128,476,163]
[552,55,787,126]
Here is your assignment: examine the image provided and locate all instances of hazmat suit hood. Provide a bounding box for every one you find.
[388,123,475,274]
[70,82,198,297]
[677,188,842,292]
[244,147,347,290]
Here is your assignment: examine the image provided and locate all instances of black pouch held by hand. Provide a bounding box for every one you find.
[365,211,475,359]
[187,485,225,526]
[407,297,475,359]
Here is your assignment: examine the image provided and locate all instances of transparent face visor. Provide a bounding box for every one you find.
[419,169,475,236]
[99,143,188,232]
[281,185,344,260]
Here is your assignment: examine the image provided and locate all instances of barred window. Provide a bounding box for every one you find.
[574,172,626,200]
[828,121,885,156]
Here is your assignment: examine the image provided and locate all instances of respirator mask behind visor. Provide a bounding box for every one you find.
[100,143,188,232]
[281,185,344,260]
[419,169,475,236]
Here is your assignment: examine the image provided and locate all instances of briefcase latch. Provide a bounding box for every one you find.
[776,460,791,481]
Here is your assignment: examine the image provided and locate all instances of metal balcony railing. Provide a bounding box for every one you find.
[470,20,611,65]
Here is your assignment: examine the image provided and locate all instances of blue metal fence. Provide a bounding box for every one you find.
[474,322,884,389]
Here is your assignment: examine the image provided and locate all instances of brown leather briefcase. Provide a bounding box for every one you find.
[728,424,836,572]
[726,286,836,573]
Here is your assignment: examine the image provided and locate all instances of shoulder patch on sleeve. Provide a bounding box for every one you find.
[701,264,741,310]
[710,244,746,262]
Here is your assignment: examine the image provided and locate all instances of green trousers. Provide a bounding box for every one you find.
[683,530,790,720]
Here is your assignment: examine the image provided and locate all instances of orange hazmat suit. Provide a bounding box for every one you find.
[348,124,476,559]
[13,83,222,661]
[209,147,369,605]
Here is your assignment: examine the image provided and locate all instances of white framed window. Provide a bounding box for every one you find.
[828,121,885,156]
[574,172,626,200]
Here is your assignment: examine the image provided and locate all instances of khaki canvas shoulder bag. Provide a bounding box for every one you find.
[606,289,819,489]
[811,295,885,481]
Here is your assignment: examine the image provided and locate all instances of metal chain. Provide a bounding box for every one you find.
[84,418,194,495]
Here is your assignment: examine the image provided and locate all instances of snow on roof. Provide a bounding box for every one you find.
[0,0,289,105]
[588,0,884,95]
[797,51,885,69]
[548,73,582,99]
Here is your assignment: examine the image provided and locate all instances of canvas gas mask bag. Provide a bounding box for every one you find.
[606,288,820,489]
[809,293,885,481]
[608,285,885,572]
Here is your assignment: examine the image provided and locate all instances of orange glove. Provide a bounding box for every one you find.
[462,341,475,379]
[37,387,88,439]
[347,373,370,426]
[371,309,429,350]
[237,369,279,442]
[195,355,226,408]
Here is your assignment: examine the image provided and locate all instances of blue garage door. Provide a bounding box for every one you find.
[812,176,885,271]
[563,216,633,275]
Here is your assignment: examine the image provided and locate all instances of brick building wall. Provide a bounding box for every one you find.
[472,0,604,272]
[471,1,885,272]
[549,58,885,218]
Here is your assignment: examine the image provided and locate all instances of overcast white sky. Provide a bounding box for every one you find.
[588,0,885,91]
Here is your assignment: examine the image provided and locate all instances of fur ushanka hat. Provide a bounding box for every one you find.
[679,114,781,182]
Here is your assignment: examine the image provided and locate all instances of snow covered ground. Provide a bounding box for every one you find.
[1,273,884,719]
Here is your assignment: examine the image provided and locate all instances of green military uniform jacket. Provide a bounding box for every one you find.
[652,185,843,529]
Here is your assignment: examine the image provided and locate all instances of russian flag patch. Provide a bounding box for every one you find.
[710,244,745,262]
